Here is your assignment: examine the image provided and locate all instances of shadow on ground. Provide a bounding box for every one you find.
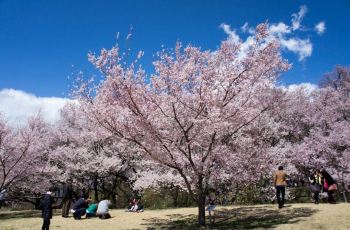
[142,205,317,229]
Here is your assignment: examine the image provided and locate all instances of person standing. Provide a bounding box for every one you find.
[274,166,287,209]
[0,189,6,208]
[39,187,57,230]
[206,194,216,225]
[309,169,323,204]
[320,168,337,204]
[61,179,74,218]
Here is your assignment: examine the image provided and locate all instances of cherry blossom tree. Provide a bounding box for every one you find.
[77,23,289,225]
[268,85,315,173]
[295,66,350,185]
[49,102,140,204]
[270,66,350,194]
[0,113,53,206]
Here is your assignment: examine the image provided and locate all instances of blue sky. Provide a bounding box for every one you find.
[0,0,350,125]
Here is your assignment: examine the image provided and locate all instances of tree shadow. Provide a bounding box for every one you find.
[142,205,317,229]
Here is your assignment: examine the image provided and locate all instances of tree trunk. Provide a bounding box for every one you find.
[109,176,118,207]
[197,176,206,227]
[34,196,42,209]
[197,191,206,226]
[93,174,99,201]
[111,191,117,207]
[171,186,179,207]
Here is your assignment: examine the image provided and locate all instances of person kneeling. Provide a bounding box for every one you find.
[96,200,112,219]
[85,201,98,218]
[72,196,89,220]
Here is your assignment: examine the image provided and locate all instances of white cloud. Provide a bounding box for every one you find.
[220,23,256,60]
[280,38,313,61]
[285,83,318,93]
[279,83,318,96]
[268,22,313,61]
[220,23,240,44]
[0,88,72,127]
[291,5,308,31]
[220,5,321,62]
[241,22,255,34]
[241,22,249,33]
[315,21,326,35]
[269,22,291,35]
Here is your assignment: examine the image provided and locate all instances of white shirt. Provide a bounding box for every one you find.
[96,200,111,214]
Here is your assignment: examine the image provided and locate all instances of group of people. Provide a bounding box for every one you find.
[39,180,149,229]
[39,181,112,230]
[60,180,112,220]
[127,198,144,212]
[274,166,338,209]
[309,168,337,204]
[34,167,341,229]
[70,196,112,220]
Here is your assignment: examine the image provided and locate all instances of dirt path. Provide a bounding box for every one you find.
[1,203,349,229]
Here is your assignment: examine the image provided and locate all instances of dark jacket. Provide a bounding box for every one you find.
[62,183,73,199]
[72,198,88,210]
[39,193,54,219]
[321,170,335,185]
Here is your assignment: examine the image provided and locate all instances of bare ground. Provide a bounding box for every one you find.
[1,203,349,229]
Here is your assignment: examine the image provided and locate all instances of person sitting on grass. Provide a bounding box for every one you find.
[127,198,136,211]
[96,200,112,219]
[85,201,98,218]
[129,199,139,212]
[129,199,144,212]
[136,200,144,212]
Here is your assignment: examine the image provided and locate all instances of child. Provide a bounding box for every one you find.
[206,195,216,225]
[39,187,58,230]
